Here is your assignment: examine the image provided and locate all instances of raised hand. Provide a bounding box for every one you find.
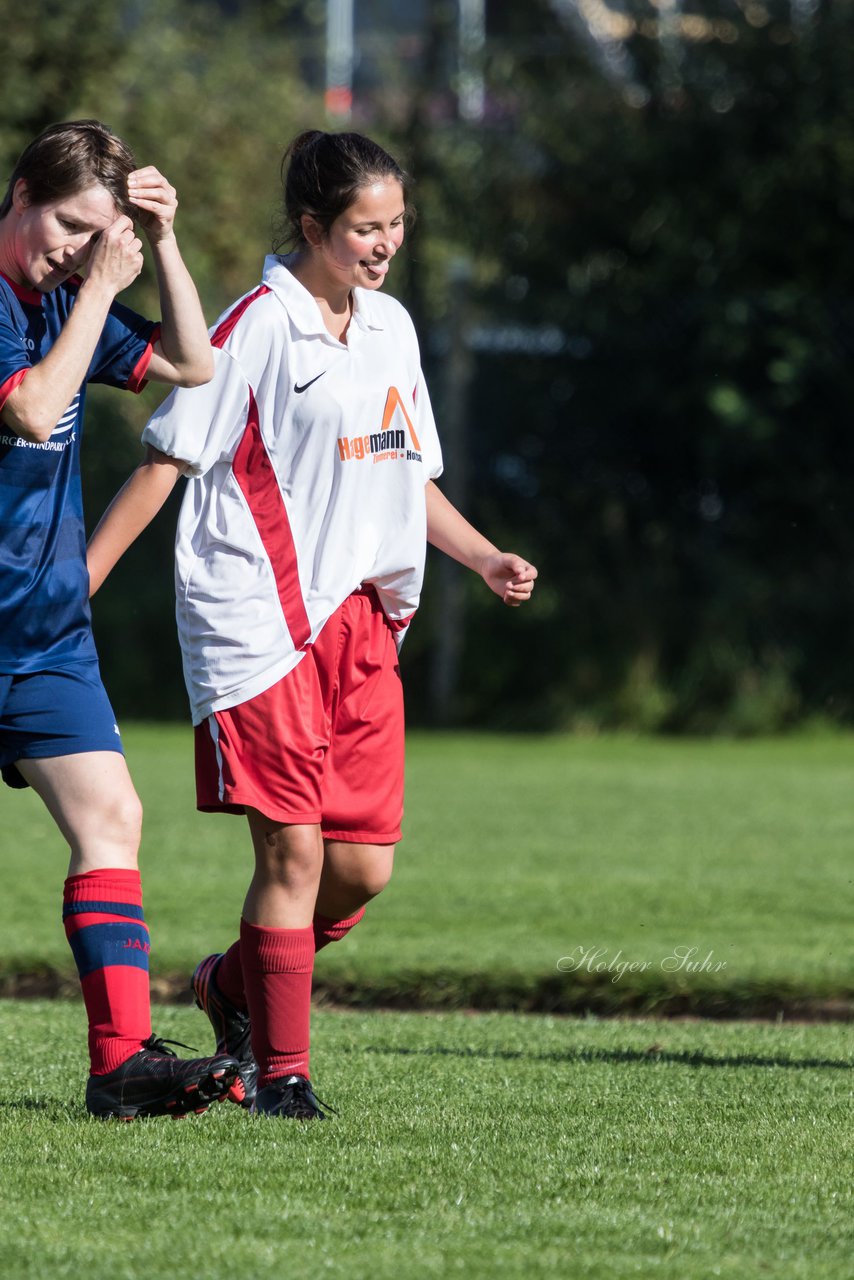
[127,167,178,244]
[85,215,144,296]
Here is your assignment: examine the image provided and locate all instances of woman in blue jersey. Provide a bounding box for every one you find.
[87,130,537,1120]
[0,120,241,1118]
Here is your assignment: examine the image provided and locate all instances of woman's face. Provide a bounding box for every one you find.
[309,177,406,292]
[8,181,119,291]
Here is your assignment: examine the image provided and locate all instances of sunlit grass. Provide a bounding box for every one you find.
[0,1001,851,1280]
[1,728,852,1013]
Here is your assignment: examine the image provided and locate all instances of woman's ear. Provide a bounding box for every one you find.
[300,213,324,249]
[12,179,31,212]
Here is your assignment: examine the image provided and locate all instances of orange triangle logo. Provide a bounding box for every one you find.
[381,387,421,452]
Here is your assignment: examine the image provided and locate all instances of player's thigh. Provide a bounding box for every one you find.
[16,752,143,871]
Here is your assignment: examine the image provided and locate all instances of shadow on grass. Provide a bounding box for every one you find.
[3,967,854,1022]
[348,1043,854,1072]
[0,1097,65,1113]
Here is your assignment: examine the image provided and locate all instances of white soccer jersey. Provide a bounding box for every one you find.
[142,254,443,724]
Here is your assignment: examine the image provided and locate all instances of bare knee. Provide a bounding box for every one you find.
[351,861,393,901]
[17,753,143,873]
[113,790,143,847]
[319,841,395,915]
[260,835,322,887]
[83,786,143,861]
[249,817,323,893]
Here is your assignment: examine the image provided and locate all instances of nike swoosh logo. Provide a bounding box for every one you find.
[294,372,326,394]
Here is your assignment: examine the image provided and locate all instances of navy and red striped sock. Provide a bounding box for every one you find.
[63,868,152,1075]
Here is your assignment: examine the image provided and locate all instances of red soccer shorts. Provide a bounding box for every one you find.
[194,588,404,843]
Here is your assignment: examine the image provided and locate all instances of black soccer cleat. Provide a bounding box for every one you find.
[191,953,258,1108]
[252,1074,333,1120]
[86,1035,243,1120]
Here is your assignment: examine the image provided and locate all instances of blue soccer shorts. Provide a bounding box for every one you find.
[0,660,124,789]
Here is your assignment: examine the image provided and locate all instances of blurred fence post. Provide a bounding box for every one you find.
[458,0,485,122]
[325,0,354,119]
[430,255,474,725]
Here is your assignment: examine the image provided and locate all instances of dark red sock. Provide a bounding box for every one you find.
[63,869,152,1075]
[215,939,247,1011]
[240,919,314,1085]
[313,906,365,952]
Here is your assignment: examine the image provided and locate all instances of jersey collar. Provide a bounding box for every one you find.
[262,254,386,340]
[351,286,386,333]
[0,270,42,307]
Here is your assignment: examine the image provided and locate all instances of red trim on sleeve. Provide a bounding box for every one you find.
[0,367,29,413]
[211,287,271,350]
[126,324,162,394]
[232,388,312,651]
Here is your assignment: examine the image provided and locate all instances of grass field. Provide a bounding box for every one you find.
[1,729,852,1277]
[0,1001,851,1280]
[1,727,853,1014]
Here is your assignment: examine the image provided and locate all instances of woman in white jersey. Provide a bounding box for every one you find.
[88,130,537,1119]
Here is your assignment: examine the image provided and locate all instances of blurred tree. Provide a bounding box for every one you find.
[0,0,320,717]
[0,0,125,158]
[3,0,854,732]
[388,0,854,732]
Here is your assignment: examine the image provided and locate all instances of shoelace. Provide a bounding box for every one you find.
[142,1034,200,1058]
[284,1075,337,1117]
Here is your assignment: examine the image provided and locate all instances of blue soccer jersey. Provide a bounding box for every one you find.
[0,272,159,672]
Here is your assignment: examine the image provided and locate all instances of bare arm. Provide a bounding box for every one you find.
[425,479,537,607]
[127,167,213,388]
[87,446,185,596]
[1,218,144,442]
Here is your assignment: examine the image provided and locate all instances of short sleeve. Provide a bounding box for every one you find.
[142,345,251,477]
[86,295,160,392]
[0,294,31,409]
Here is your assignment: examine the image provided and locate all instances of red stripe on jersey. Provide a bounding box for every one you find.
[232,389,312,650]
[211,286,272,350]
[0,367,29,412]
